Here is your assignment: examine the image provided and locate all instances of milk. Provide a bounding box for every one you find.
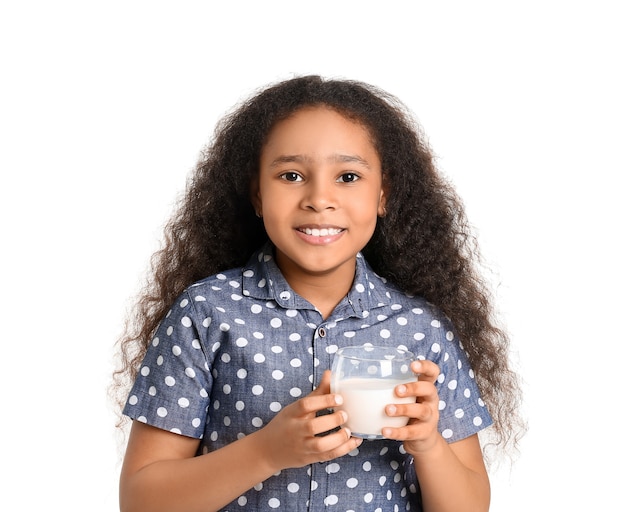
[335,377,415,438]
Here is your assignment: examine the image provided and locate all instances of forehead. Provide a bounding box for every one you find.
[261,106,379,161]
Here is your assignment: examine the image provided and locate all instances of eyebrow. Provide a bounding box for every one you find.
[269,153,372,169]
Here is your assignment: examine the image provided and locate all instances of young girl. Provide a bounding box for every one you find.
[113,75,523,512]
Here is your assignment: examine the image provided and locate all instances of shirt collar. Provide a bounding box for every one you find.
[241,243,392,318]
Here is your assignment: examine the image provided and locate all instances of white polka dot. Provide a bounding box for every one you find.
[192,339,201,349]
[252,385,264,395]
[235,401,245,411]
[290,358,302,368]
[221,353,231,363]
[269,402,282,412]
[185,367,196,378]
[128,395,138,405]
[446,330,454,341]
[464,388,471,398]
[289,333,301,341]
[156,355,164,366]
[397,317,408,326]
[413,332,425,341]
[253,331,264,339]
[448,380,458,390]
[270,318,282,328]
[192,418,201,428]
[430,343,441,353]
[236,337,248,347]
[473,416,483,426]
[152,337,159,347]
[238,496,247,506]
[251,304,263,314]
[203,318,211,328]
[149,386,157,396]
[181,316,192,327]
[223,384,231,394]
[324,495,339,505]
[157,407,168,417]
[272,370,284,380]
[286,309,298,317]
[364,493,374,503]
[165,376,176,386]
[219,323,230,331]
[380,329,391,339]
[454,408,464,418]
[172,345,182,356]
[346,477,358,488]
[252,417,263,427]
[287,483,299,493]
[140,366,150,376]
[362,461,372,471]
[290,388,302,397]
[178,397,190,408]
[431,320,441,328]
[268,498,280,508]
[254,353,266,363]
[237,369,247,379]
[326,463,340,474]
[442,429,453,439]
[355,283,365,293]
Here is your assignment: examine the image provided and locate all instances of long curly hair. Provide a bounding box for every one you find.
[111,75,524,460]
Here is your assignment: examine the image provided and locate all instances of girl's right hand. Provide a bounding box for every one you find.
[256,370,363,470]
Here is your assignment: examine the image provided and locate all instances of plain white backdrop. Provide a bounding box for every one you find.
[1,1,624,510]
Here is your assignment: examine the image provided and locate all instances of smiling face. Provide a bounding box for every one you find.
[253,106,386,289]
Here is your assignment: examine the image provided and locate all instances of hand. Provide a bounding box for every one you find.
[256,370,363,471]
[381,359,441,454]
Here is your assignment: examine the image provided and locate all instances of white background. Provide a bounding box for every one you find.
[1,1,624,510]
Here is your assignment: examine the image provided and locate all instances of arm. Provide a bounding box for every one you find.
[119,372,362,512]
[383,360,490,512]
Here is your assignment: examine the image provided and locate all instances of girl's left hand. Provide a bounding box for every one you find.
[381,359,441,454]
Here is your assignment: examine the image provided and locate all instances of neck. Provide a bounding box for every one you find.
[277,260,356,320]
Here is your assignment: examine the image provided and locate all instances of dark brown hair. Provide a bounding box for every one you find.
[112,75,524,459]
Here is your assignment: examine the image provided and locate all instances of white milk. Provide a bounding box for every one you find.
[335,377,415,438]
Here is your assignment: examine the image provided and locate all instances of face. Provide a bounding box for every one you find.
[253,106,386,284]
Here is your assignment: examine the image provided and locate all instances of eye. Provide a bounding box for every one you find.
[280,171,303,182]
[337,172,360,183]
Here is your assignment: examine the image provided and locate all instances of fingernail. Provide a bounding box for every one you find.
[334,394,343,405]
[344,427,352,438]
[382,428,392,438]
[396,385,406,395]
[387,404,397,415]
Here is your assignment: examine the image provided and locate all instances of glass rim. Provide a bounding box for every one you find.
[335,345,414,361]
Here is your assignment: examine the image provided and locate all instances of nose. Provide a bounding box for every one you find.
[300,177,337,212]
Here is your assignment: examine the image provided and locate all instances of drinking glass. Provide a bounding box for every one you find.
[330,345,416,439]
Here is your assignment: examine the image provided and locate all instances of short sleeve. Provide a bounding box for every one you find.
[428,318,493,442]
[122,292,212,438]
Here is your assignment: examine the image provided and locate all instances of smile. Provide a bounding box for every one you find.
[299,227,344,237]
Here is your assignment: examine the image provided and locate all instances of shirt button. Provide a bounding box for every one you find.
[318,327,326,337]
[279,291,291,300]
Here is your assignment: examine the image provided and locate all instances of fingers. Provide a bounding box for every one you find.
[412,359,440,383]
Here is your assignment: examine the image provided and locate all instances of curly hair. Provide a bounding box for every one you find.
[111,75,524,460]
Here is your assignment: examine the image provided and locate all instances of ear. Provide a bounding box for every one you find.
[377,180,388,217]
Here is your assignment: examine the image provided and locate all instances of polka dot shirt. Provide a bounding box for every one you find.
[124,244,493,511]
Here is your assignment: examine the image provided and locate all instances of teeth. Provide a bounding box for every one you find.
[303,227,342,236]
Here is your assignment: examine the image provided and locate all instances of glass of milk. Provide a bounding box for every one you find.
[330,345,416,439]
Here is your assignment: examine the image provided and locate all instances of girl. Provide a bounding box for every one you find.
[112,75,523,512]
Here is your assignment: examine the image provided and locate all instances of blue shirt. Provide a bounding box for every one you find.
[124,244,493,511]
